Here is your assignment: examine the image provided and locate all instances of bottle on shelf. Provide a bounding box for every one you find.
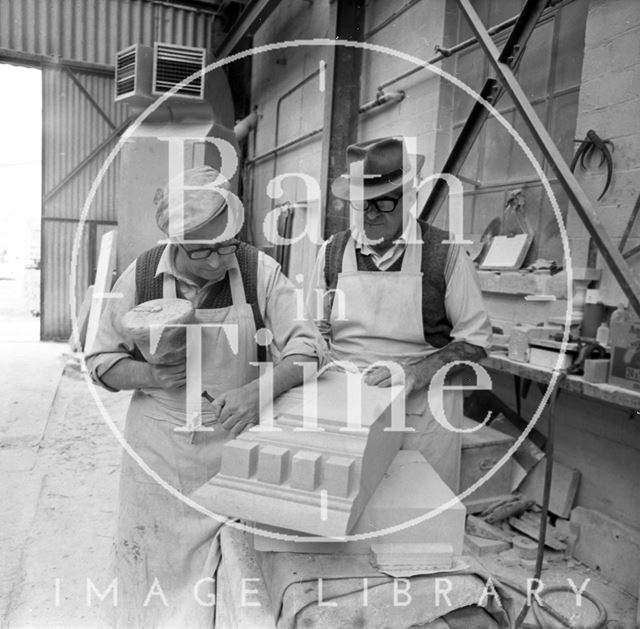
[609,303,629,347]
[596,321,610,347]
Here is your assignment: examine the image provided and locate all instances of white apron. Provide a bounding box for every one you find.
[111,261,259,628]
[329,236,462,490]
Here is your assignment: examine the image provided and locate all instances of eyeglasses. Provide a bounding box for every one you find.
[350,196,401,213]
[179,241,239,260]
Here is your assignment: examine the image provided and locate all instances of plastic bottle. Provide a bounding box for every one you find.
[609,304,629,347]
[596,322,609,346]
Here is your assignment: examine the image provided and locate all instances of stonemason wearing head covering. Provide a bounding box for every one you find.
[309,135,491,492]
[331,136,426,201]
[155,165,244,240]
[156,166,243,234]
[85,164,323,627]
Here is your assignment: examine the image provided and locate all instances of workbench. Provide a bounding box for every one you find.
[214,526,514,628]
[483,352,640,413]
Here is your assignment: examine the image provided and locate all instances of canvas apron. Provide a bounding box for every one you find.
[112,261,259,628]
[328,236,462,490]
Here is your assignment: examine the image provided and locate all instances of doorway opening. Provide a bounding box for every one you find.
[0,63,42,342]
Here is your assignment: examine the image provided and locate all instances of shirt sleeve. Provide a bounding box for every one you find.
[257,252,327,365]
[444,246,492,349]
[84,261,139,391]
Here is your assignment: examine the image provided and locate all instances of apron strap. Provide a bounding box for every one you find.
[227,260,247,305]
[401,240,422,273]
[343,235,359,273]
[225,262,267,363]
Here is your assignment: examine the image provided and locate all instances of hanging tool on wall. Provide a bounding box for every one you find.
[570,129,614,201]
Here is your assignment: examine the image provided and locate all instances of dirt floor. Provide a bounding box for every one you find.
[1,340,130,629]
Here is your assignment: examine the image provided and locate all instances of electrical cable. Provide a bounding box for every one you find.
[499,577,607,629]
[508,371,608,628]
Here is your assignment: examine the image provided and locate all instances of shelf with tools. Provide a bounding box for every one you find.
[483,352,640,412]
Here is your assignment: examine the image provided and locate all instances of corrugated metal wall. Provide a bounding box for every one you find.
[0,0,214,338]
[41,68,126,339]
[0,0,215,65]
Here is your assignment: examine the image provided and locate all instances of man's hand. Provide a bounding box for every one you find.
[363,342,487,393]
[210,381,260,435]
[149,362,187,390]
[363,362,419,393]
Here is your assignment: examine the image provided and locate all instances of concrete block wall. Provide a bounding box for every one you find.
[248,0,329,252]
[568,0,640,306]
[360,1,453,214]
[247,0,453,278]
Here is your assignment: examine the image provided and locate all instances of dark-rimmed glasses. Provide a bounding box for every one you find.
[349,196,401,213]
[179,241,239,260]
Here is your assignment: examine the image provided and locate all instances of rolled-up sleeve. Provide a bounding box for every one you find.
[84,261,138,390]
[257,252,326,364]
[444,246,492,349]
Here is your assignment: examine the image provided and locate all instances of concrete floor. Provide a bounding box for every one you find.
[0,340,130,628]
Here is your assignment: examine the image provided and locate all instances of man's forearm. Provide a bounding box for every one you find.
[273,354,318,398]
[411,341,487,390]
[99,358,155,391]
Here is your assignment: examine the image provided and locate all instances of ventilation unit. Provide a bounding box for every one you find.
[115,44,153,104]
[113,42,239,269]
[115,43,207,105]
[153,43,206,99]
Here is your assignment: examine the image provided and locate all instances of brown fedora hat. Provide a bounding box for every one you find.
[331,136,425,200]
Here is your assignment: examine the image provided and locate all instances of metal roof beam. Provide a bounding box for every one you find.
[215,0,282,59]
[0,48,114,76]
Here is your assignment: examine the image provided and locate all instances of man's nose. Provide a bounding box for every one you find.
[365,204,379,219]
[206,252,223,267]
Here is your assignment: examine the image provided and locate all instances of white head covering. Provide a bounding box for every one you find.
[155,165,241,237]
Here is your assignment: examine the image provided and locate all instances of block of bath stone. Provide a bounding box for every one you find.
[253,451,466,554]
[220,441,258,478]
[291,451,321,491]
[324,456,354,497]
[464,534,511,556]
[192,371,404,537]
[121,298,194,364]
[371,542,453,570]
[518,458,580,518]
[257,446,290,484]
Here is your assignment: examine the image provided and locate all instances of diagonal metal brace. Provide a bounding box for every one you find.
[421,0,549,221]
[457,0,640,317]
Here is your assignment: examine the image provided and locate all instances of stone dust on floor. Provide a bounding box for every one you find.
[470,540,639,628]
[1,343,130,629]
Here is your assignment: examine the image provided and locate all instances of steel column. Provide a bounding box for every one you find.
[457,0,640,317]
[320,0,366,238]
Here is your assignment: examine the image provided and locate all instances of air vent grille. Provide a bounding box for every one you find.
[115,46,137,97]
[154,44,206,98]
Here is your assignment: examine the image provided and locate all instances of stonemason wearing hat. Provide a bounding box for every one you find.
[86,166,323,627]
[309,137,491,490]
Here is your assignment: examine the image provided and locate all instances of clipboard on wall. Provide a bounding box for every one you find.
[479,233,533,271]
